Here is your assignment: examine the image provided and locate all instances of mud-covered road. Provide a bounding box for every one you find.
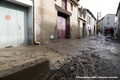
[0,35,120,80]
[49,35,120,80]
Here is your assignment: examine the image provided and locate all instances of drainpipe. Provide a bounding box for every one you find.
[33,0,40,44]
[33,0,35,44]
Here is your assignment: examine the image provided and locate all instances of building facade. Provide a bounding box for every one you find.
[77,7,86,38]
[34,0,80,44]
[91,15,97,35]
[0,0,98,48]
[83,9,96,36]
[0,0,33,48]
[98,14,116,34]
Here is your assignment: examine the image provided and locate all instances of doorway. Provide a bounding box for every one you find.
[57,12,70,39]
[82,23,86,37]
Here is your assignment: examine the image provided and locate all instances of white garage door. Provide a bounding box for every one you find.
[0,1,28,48]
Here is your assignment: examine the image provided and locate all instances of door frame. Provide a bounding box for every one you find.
[57,12,70,39]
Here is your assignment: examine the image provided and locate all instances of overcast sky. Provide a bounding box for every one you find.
[79,0,120,19]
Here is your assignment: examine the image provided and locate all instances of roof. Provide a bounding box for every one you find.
[98,14,115,22]
[98,17,104,22]
[116,2,120,16]
[83,8,96,20]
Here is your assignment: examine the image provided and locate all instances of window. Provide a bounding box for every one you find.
[108,17,109,19]
[108,22,109,25]
[62,0,66,10]
[71,3,73,11]
[87,16,91,25]
[87,16,89,24]
[89,17,91,25]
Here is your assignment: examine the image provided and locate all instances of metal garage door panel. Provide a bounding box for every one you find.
[17,6,28,45]
[0,1,28,48]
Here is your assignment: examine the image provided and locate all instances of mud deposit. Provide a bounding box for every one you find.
[0,61,56,80]
[49,53,119,80]
[0,35,120,80]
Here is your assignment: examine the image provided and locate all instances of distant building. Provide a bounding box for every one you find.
[83,9,97,36]
[91,13,97,35]
[77,7,86,38]
[98,14,116,34]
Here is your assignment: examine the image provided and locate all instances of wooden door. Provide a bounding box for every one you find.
[57,16,66,39]
[82,23,86,37]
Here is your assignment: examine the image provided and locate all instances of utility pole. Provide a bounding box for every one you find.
[97,12,100,29]
[100,11,102,19]
[97,12,101,29]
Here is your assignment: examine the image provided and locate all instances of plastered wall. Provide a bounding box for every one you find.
[34,0,56,44]
[34,0,78,44]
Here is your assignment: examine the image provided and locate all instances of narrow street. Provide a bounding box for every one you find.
[0,0,120,80]
[0,34,120,80]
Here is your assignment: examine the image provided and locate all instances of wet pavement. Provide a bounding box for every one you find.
[0,34,120,80]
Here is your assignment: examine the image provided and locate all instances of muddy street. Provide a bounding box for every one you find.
[1,0,120,80]
[49,35,120,80]
[0,35,120,80]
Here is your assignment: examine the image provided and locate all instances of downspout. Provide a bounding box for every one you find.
[33,0,35,44]
[33,0,40,44]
